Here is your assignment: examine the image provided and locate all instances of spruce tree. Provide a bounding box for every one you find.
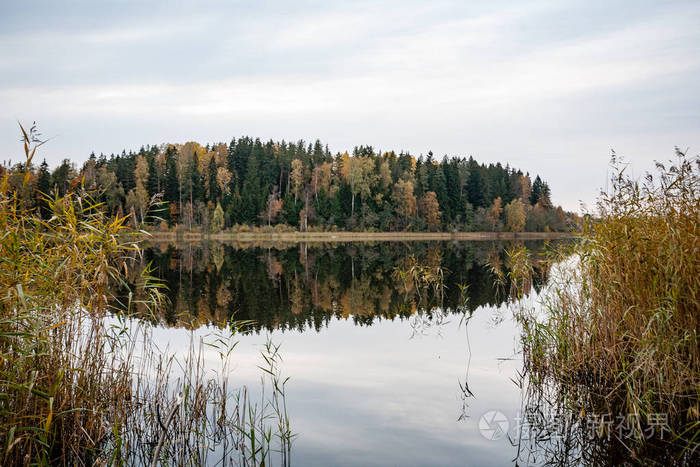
[240,139,263,223]
[36,159,52,218]
[530,175,544,205]
[467,160,485,208]
[164,147,179,204]
[208,156,220,202]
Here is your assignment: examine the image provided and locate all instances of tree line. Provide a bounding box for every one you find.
[2,136,575,232]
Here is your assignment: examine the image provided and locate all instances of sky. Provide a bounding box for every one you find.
[1,0,699,212]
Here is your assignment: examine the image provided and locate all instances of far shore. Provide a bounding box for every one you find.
[142,230,575,243]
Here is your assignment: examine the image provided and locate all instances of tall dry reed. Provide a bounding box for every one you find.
[1,123,293,466]
[512,151,699,463]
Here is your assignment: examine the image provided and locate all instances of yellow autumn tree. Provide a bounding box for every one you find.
[126,155,149,225]
[211,202,225,232]
[504,198,526,232]
[391,179,417,228]
[265,192,284,225]
[487,196,503,231]
[216,167,232,194]
[519,174,532,202]
[290,158,304,203]
[378,161,392,191]
[345,157,375,217]
[420,191,441,231]
[311,162,332,198]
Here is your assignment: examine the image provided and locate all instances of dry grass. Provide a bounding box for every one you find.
[510,151,699,463]
[0,125,142,463]
[0,124,293,466]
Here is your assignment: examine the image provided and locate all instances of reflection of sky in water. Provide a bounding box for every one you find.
[149,298,530,466]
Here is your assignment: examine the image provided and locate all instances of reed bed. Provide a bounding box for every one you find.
[508,151,699,464]
[0,124,293,465]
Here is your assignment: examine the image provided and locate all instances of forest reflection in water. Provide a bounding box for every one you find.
[115,240,693,466]
[117,239,565,466]
[127,240,554,333]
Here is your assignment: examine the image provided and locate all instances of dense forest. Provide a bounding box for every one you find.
[2,137,575,232]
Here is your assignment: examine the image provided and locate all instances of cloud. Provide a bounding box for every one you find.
[4,9,695,121]
[0,0,698,211]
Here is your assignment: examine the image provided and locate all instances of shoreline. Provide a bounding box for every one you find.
[142,230,575,243]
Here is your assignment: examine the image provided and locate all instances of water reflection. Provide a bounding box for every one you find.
[120,240,560,466]
[511,378,698,466]
[127,240,552,333]
[115,240,696,466]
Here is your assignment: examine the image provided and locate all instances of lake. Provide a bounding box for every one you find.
[129,240,562,466]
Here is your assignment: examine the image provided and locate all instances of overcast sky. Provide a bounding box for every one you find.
[1,0,698,211]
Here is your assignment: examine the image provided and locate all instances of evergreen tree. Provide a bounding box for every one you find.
[52,159,75,196]
[540,181,552,207]
[164,147,179,204]
[530,175,548,205]
[5,132,566,232]
[226,138,238,191]
[467,159,485,208]
[240,139,263,223]
[207,156,221,202]
[36,159,51,218]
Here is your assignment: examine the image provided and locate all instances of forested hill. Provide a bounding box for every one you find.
[4,137,576,232]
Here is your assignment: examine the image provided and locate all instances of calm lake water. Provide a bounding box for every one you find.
[134,240,559,466]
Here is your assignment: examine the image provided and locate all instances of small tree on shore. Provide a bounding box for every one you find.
[211,202,225,232]
[504,198,526,232]
[420,191,441,231]
[391,179,417,229]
